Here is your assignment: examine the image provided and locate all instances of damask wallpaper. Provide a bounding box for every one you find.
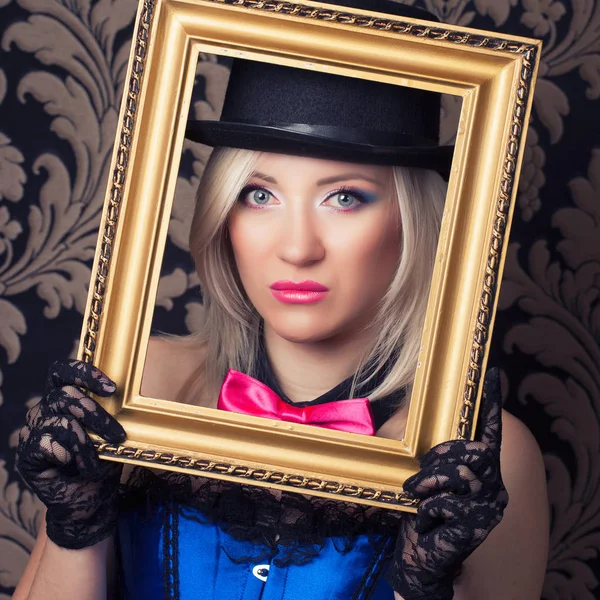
[0,0,598,598]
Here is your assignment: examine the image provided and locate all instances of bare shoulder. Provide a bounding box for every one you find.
[500,409,546,485]
[456,409,549,599]
[141,336,206,402]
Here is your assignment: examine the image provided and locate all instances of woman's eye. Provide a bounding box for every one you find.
[251,189,271,205]
[325,191,362,210]
[240,187,276,207]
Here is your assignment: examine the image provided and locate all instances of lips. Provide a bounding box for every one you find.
[269,281,329,304]
[270,280,329,292]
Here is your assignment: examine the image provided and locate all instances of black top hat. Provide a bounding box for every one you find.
[186,0,453,178]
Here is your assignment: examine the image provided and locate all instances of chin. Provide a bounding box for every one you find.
[266,311,348,345]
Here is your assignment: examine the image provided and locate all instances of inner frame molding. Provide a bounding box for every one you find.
[79,0,541,511]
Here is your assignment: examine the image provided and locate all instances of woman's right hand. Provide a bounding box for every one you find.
[15,359,126,550]
[388,369,508,600]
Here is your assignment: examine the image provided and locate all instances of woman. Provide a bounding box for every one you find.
[13,1,548,598]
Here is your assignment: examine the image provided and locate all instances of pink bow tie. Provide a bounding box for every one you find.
[218,369,375,435]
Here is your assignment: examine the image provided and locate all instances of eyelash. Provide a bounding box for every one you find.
[238,185,276,210]
[324,186,373,212]
[237,184,375,211]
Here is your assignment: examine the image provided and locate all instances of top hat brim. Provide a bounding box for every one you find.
[186,121,454,180]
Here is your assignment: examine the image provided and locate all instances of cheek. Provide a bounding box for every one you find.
[227,211,273,279]
[333,215,401,284]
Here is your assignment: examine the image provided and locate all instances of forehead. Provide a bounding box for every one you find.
[253,153,392,184]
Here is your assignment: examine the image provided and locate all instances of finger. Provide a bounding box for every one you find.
[18,417,102,478]
[45,387,126,445]
[46,360,116,397]
[416,488,507,541]
[414,492,467,534]
[51,416,106,476]
[24,401,45,429]
[404,464,481,499]
[490,486,510,516]
[418,440,468,469]
[475,367,503,454]
[16,431,71,478]
[419,440,501,484]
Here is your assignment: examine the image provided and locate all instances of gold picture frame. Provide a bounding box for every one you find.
[78,0,541,511]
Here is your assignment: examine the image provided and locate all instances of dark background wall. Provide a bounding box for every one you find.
[0,1,598,598]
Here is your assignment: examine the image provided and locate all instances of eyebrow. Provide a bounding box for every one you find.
[251,171,277,183]
[249,171,383,186]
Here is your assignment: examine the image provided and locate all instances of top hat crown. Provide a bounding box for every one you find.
[186,0,453,177]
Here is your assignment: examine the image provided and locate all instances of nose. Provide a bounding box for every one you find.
[276,209,325,267]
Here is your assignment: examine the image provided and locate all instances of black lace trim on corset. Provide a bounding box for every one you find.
[120,466,401,567]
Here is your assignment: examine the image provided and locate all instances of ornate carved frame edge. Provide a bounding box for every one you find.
[82,0,540,506]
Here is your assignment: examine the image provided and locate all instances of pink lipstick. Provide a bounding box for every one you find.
[269,280,329,304]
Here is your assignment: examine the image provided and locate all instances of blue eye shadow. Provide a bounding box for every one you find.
[360,191,379,204]
[341,187,379,204]
[333,186,380,206]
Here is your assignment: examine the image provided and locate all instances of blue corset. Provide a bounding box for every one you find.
[117,500,396,600]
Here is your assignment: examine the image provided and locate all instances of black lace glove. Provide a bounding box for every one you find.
[15,359,126,550]
[388,369,509,600]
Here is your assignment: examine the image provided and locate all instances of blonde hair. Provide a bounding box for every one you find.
[181,147,446,405]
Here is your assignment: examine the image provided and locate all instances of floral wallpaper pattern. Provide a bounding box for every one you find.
[0,0,598,598]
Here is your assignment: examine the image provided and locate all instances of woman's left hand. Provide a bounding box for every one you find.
[388,369,509,600]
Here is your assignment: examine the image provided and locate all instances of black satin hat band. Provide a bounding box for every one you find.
[188,122,440,149]
[186,121,454,171]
